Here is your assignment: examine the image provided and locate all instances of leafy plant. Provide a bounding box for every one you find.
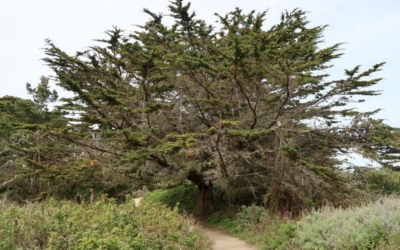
[145,181,198,212]
[0,196,213,249]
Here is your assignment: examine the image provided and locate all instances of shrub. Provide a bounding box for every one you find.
[145,181,198,212]
[0,195,212,249]
[293,196,400,249]
[233,205,296,250]
[235,205,269,232]
[145,181,228,213]
[356,168,400,195]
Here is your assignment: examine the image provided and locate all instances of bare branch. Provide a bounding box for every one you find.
[0,160,14,170]
[0,175,20,188]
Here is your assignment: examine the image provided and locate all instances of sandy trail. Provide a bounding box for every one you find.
[134,197,142,207]
[133,197,258,250]
[202,225,258,250]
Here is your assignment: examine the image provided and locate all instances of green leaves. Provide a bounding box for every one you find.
[0,197,213,249]
[26,76,58,111]
[9,0,396,213]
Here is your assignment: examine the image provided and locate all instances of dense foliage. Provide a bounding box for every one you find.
[0,93,72,201]
[144,181,199,212]
[0,196,212,249]
[1,0,399,217]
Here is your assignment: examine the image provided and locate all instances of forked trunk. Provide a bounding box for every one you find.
[195,181,215,215]
[188,170,215,215]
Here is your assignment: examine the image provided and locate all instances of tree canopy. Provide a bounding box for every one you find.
[2,0,399,214]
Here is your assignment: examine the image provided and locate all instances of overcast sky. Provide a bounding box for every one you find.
[1,0,399,127]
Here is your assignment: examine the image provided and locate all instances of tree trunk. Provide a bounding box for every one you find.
[195,181,215,215]
[188,170,215,215]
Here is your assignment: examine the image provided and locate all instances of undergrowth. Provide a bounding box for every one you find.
[145,180,227,213]
[143,169,400,249]
[0,195,212,249]
[145,181,198,212]
[294,196,400,249]
[206,205,296,250]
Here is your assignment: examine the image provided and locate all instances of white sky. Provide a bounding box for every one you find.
[1,0,399,127]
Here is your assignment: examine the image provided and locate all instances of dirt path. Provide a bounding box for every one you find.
[134,197,142,207]
[202,225,258,250]
[133,198,258,250]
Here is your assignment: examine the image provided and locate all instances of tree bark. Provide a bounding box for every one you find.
[195,181,215,215]
[188,170,215,215]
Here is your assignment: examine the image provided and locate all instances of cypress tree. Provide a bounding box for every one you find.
[41,0,399,214]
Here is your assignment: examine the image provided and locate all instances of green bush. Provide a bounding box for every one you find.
[145,181,230,214]
[233,205,296,250]
[293,196,400,249]
[145,181,198,212]
[235,205,269,231]
[357,168,400,194]
[0,196,212,249]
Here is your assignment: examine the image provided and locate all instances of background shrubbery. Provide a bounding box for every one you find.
[144,181,198,212]
[144,181,229,213]
[293,196,400,249]
[0,196,212,250]
[354,168,400,195]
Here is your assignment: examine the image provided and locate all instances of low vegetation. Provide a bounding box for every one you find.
[0,196,212,250]
[1,168,400,249]
[208,196,400,250]
[294,196,400,249]
[205,205,296,250]
[145,168,400,249]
